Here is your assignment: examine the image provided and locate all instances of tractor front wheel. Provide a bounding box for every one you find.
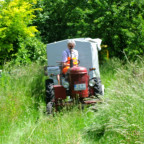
[93,77,103,96]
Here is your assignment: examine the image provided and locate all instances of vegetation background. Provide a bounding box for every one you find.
[0,0,144,143]
[0,0,144,66]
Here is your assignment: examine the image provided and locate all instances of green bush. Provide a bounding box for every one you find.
[0,0,44,66]
[12,37,47,65]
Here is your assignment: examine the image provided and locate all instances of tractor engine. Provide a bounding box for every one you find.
[69,66,89,98]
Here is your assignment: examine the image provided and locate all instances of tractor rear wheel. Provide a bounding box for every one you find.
[45,79,54,114]
[46,102,54,114]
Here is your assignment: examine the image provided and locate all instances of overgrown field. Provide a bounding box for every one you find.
[0,58,144,144]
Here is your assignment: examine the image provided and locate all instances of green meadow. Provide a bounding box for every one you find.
[0,58,144,144]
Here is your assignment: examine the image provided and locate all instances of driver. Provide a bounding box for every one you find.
[62,39,79,74]
[57,39,79,84]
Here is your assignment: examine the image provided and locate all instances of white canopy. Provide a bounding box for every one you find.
[46,38,102,78]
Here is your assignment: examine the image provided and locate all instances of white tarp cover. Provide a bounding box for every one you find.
[46,38,102,78]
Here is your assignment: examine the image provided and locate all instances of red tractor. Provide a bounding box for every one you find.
[45,38,104,114]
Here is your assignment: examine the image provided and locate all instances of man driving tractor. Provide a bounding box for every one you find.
[57,39,79,84]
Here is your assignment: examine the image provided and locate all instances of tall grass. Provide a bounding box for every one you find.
[84,57,144,143]
[0,63,95,144]
[0,63,46,144]
[0,58,144,144]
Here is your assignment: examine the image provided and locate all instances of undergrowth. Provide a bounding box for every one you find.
[84,57,144,144]
[0,63,46,144]
[0,57,144,144]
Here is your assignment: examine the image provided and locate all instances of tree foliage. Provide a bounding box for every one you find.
[34,0,144,59]
[91,0,144,59]
[0,0,46,65]
[0,0,144,66]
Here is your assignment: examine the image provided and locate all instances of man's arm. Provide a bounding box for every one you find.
[62,62,70,67]
[62,51,69,67]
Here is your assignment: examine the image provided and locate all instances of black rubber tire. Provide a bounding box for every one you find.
[46,102,53,114]
[93,77,103,96]
[45,79,54,104]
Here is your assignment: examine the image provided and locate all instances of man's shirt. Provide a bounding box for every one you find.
[62,48,78,62]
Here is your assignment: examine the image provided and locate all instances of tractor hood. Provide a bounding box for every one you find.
[69,66,87,74]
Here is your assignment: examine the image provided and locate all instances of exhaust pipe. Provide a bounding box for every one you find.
[70,48,73,68]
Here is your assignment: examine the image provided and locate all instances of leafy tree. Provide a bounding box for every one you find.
[0,0,45,65]
[33,0,92,43]
[34,0,144,59]
[11,36,46,65]
[89,0,144,58]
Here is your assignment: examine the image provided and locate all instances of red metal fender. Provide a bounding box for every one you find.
[53,85,66,100]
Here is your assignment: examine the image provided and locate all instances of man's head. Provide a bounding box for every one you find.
[67,39,76,50]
